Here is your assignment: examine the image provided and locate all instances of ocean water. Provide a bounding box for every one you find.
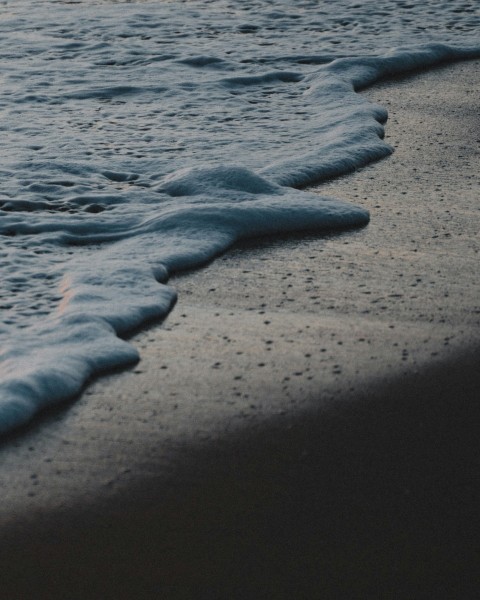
[1,0,479,434]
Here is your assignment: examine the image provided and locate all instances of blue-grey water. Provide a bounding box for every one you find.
[0,0,479,434]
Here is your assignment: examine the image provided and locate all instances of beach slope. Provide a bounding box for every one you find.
[0,60,479,599]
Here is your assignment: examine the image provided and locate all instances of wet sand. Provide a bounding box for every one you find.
[0,60,479,599]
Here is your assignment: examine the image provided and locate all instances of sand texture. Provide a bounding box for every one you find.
[0,60,479,599]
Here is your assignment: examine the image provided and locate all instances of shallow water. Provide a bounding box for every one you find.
[1,0,479,434]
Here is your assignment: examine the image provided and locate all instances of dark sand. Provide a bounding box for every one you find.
[0,60,479,599]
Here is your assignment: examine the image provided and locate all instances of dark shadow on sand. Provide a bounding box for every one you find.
[1,347,479,599]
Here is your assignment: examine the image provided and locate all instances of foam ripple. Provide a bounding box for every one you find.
[1,0,479,434]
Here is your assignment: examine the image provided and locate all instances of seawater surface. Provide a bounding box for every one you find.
[1,0,479,434]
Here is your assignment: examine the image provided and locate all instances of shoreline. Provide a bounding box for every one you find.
[0,59,479,598]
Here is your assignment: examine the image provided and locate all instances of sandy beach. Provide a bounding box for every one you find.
[0,59,479,598]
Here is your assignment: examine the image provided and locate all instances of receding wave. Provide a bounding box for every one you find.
[1,0,479,434]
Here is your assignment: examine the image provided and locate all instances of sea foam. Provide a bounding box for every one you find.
[1,0,479,434]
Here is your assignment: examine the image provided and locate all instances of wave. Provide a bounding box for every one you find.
[1,0,479,435]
